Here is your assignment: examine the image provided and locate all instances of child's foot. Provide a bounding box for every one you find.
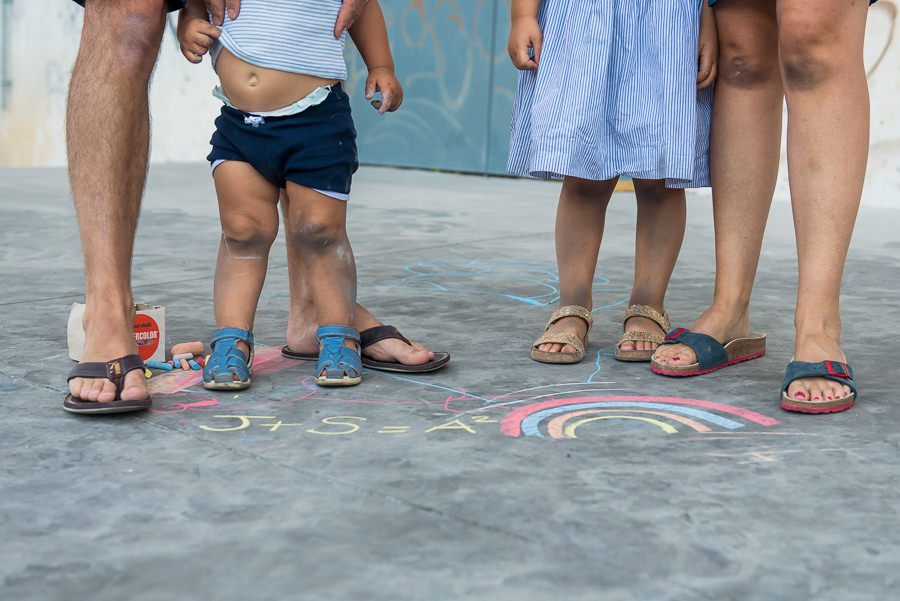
[537,316,590,354]
[784,332,853,404]
[652,305,750,366]
[616,304,670,361]
[203,328,254,390]
[618,316,666,352]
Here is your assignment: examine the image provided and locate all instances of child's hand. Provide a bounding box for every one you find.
[366,67,403,115]
[177,13,220,64]
[697,6,718,90]
[508,16,542,71]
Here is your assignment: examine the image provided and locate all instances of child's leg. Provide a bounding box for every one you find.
[213,161,281,357]
[654,1,782,366]
[618,179,686,353]
[777,0,869,403]
[538,176,617,354]
[283,182,357,357]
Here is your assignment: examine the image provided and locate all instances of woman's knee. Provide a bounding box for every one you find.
[222,213,278,252]
[778,17,845,91]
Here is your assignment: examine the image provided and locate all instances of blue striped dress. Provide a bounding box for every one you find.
[508,1,713,188]
[210,0,347,81]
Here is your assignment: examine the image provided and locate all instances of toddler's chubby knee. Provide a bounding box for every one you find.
[779,22,839,91]
[222,214,278,251]
[289,219,345,253]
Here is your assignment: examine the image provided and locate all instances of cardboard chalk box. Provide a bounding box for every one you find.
[67,303,166,363]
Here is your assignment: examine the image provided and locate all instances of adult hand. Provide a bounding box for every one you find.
[205,0,239,26]
[334,0,368,39]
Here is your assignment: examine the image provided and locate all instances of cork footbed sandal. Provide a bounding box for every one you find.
[780,360,858,414]
[615,304,671,362]
[650,328,766,377]
[530,305,593,364]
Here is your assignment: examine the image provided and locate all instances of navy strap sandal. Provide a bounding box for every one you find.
[203,327,254,391]
[315,325,363,386]
[64,354,152,415]
[781,360,858,414]
[650,328,766,377]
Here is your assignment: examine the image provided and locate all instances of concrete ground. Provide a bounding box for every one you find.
[1,165,899,600]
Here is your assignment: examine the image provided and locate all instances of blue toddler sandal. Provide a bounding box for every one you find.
[780,360,858,414]
[315,325,363,387]
[203,327,254,391]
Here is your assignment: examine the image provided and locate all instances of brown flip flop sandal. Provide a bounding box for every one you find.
[615,304,670,362]
[530,305,593,364]
[281,325,451,373]
[64,354,152,415]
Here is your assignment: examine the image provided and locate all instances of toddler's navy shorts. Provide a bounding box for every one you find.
[207,84,359,199]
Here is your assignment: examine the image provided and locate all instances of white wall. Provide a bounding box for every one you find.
[1,1,898,207]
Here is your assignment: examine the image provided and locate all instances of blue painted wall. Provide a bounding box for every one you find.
[344,1,517,175]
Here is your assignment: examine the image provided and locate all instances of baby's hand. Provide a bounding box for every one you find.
[366,67,403,115]
[508,16,542,70]
[697,6,718,90]
[177,13,220,64]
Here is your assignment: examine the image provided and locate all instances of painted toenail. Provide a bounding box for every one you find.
[794,392,806,399]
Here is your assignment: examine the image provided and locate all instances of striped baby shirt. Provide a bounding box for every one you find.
[210,0,348,80]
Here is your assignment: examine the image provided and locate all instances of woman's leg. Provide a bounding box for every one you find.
[538,176,617,354]
[213,161,281,358]
[283,183,357,360]
[619,179,686,353]
[777,0,869,402]
[654,0,783,366]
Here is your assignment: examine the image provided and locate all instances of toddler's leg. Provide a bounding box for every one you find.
[618,179,686,353]
[538,176,617,355]
[213,161,281,358]
[283,183,357,353]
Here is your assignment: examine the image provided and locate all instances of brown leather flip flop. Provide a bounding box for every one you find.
[64,354,152,415]
[281,325,450,373]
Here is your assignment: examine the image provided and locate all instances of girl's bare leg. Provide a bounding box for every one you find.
[619,179,686,353]
[538,176,616,354]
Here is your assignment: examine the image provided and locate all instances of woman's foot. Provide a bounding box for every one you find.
[652,304,750,366]
[784,332,853,403]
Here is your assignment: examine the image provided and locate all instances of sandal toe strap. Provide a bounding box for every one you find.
[782,360,857,396]
[547,305,593,330]
[623,304,670,332]
[660,328,727,370]
[67,354,146,398]
[359,325,411,349]
[619,330,665,345]
[532,332,585,352]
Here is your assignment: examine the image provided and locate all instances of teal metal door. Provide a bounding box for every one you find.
[345,1,517,175]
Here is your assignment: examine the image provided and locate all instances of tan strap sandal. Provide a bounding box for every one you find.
[530,305,593,364]
[614,304,671,362]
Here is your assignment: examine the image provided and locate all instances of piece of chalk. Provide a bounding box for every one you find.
[144,369,153,379]
[172,353,194,362]
[146,360,174,371]
[180,359,191,370]
[189,360,200,370]
[195,356,206,367]
[171,341,204,356]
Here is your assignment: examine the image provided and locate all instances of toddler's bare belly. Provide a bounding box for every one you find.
[215,48,340,113]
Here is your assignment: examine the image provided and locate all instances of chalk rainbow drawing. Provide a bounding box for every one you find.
[500,396,779,439]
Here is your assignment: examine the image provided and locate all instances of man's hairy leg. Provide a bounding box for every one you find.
[66,0,167,403]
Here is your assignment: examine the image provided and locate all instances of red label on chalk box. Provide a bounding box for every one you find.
[133,313,161,361]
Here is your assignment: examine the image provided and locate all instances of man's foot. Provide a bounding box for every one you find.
[286,306,436,367]
[652,305,750,366]
[537,316,589,355]
[784,332,853,403]
[68,311,148,403]
[618,316,666,353]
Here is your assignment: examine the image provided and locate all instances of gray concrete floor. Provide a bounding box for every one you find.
[1,165,899,600]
